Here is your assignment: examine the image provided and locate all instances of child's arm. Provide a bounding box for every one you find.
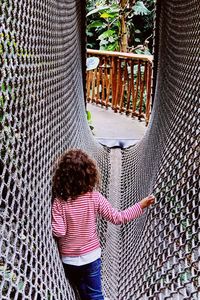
[52,199,67,237]
[97,193,155,225]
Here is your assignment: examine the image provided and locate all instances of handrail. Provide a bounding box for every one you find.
[86,49,153,125]
[87,49,153,62]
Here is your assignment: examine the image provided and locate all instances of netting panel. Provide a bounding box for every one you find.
[1,1,110,299]
[1,0,199,299]
[118,1,200,299]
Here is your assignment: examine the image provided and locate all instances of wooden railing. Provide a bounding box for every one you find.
[86,49,153,125]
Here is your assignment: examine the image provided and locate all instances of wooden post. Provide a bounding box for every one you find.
[132,60,140,116]
[126,59,132,115]
[120,59,128,112]
[114,58,121,112]
[101,56,106,106]
[86,71,92,101]
[105,57,111,108]
[91,69,96,102]
[145,61,152,125]
[138,62,146,120]
[96,68,100,103]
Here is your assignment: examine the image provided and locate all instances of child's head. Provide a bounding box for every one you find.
[52,149,100,200]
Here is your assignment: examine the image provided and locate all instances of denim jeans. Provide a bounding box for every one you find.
[63,258,104,300]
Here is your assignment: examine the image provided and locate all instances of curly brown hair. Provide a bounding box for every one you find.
[52,149,100,200]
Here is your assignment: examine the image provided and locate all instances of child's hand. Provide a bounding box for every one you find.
[139,195,155,209]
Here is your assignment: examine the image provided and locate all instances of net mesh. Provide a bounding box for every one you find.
[0,0,199,299]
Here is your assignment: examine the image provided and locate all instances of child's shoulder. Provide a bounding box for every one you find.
[89,190,106,202]
[83,190,101,201]
[53,197,66,206]
[90,190,101,197]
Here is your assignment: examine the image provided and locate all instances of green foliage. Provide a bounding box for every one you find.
[0,31,29,162]
[86,0,155,53]
[130,0,155,52]
[87,2,120,51]
[0,265,25,293]
[133,1,150,15]
[86,110,94,132]
[87,5,110,17]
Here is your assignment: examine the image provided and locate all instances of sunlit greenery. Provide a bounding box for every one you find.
[86,0,155,54]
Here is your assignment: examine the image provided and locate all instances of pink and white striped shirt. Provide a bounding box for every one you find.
[52,191,143,257]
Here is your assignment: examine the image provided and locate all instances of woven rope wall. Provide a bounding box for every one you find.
[0,0,199,299]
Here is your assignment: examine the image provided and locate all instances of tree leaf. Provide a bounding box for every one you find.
[86,6,110,17]
[98,30,115,40]
[134,38,141,42]
[18,280,25,291]
[133,1,150,15]
[86,31,94,37]
[1,83,6,92]
[100,11,119,19]
[143,48,151,55]
[88,20,105,29]
[108,36,115,43]
[100,12,111,19]
[100,39,108,46]
[86,111,92,122]
[106,42,118,51]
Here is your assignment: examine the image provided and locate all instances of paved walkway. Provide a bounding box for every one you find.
[87,103,146,143]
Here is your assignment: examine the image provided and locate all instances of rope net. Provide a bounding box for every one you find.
[0,0,199,299]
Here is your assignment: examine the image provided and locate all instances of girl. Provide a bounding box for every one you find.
[52,149,155,300]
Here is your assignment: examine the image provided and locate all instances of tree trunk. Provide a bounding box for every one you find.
[120,0,128,52]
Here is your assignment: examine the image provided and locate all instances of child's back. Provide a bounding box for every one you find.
[52,191,100,257]
[52,149,155,300]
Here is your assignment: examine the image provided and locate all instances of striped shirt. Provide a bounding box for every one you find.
[52,191,143,257]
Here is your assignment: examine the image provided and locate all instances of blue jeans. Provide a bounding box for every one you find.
[63,258,104,300]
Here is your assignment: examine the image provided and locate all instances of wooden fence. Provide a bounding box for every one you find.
[86,49,153,125]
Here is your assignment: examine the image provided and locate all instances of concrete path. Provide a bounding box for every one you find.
[87,103,147,141]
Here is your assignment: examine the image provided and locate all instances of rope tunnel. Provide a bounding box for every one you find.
[0,0,199,299]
